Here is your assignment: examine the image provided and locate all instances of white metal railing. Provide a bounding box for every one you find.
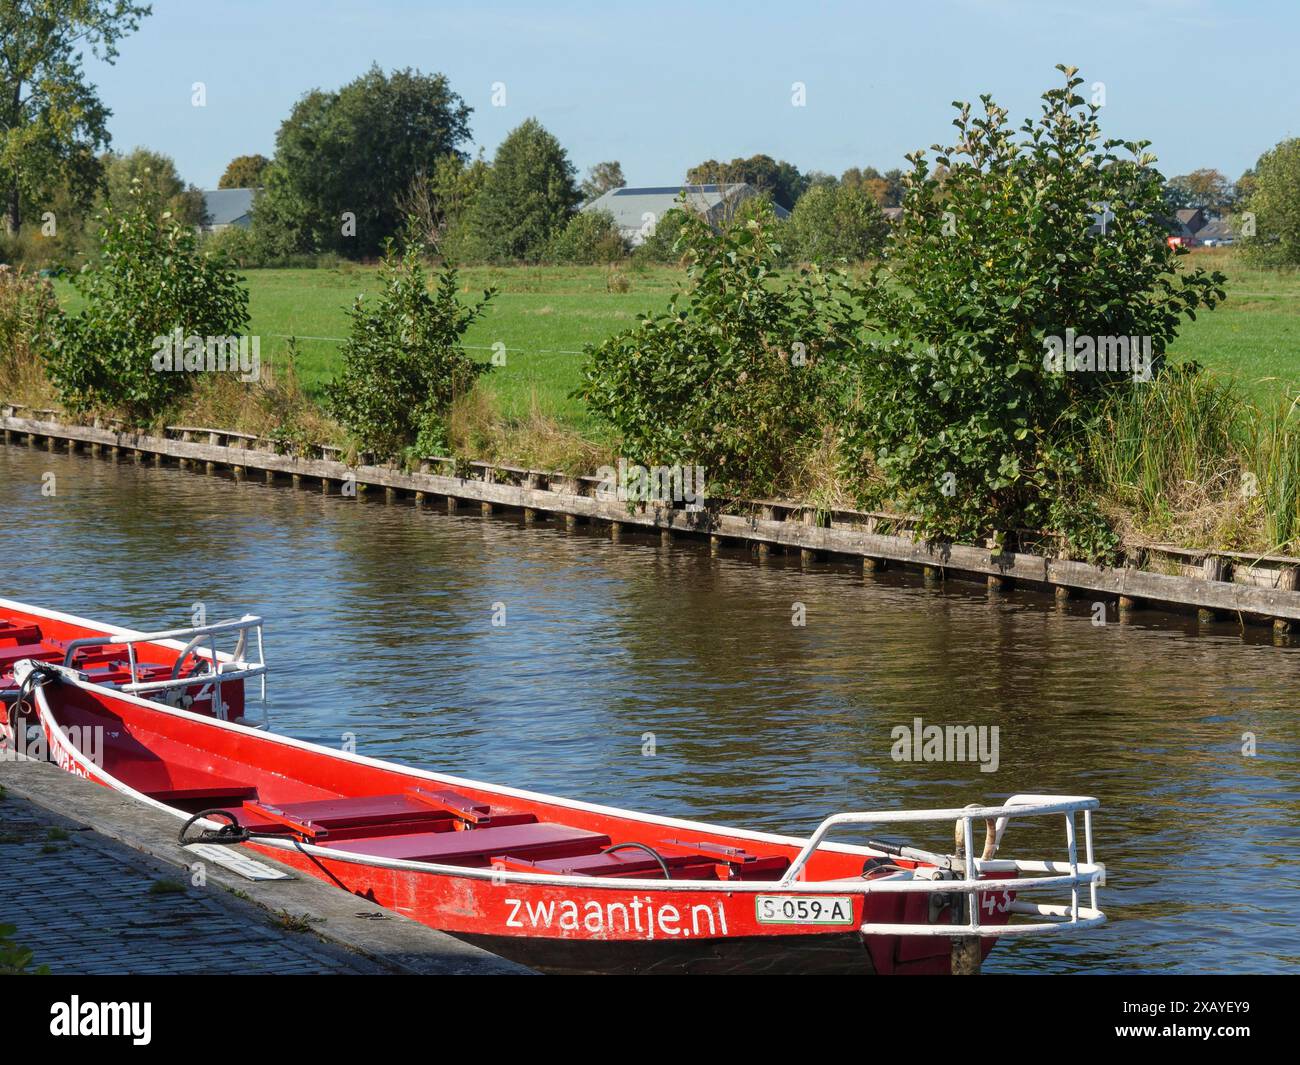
[61,615,269,726]
[781,794,1105,938]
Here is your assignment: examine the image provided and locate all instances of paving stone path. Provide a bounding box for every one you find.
[0,792,379,975]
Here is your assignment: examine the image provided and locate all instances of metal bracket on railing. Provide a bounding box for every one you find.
[61,615,270,727]
[781,794,1106,938]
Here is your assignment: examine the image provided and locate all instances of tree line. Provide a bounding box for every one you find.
[1,4,1299,274]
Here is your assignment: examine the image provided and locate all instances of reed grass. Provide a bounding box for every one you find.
[1092,364,1300,554]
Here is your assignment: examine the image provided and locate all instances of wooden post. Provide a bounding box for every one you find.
[565,513,577,531]
[1274,568,1297,634]
[385,486,397,504]
[447,495,458,514]
[800,508,817,566]
[291,473,302,488]
[264,468,274,483]
[524,473,538,523]
[660,528,672,546]
[610,521,623,541]
[1199,555,1226,622]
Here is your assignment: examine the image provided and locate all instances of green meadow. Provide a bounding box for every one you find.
[52,249,1300,437]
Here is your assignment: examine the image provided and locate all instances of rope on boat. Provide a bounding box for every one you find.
[4,662,61,750]
[178,808,283,847]
[602,842,673,879]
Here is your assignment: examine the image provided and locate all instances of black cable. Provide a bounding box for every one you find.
[602,842,673,879]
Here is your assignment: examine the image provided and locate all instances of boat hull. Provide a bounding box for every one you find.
[7,598,1091,978]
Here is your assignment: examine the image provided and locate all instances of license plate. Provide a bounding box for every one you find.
[755,895,855,926]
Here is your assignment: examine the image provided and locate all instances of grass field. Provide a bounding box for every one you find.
[51,249,1300,439]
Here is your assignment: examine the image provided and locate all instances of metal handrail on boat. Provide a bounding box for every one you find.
[782,794,1105,938]
[61,615,269,726]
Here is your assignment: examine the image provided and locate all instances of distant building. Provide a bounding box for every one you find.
[200,188,257,232]
[1173,208,1208,242]
[1168,207,1238,248]
[580,183,789,246]
[1194,217,1236,246]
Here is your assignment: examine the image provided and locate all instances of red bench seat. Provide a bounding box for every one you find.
[323,822,612,866]
[0,623,42,645]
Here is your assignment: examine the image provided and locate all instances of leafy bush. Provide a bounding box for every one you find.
[630,207,691,265]
[48,187,250,421]
[202,224,261,267]
[546,210,626,264]
[837,66,1226,553]
[578,203,855,497]
[786,183,888,263]
[327,239,492,457]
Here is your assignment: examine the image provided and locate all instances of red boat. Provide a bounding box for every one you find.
[1,599,1107,975]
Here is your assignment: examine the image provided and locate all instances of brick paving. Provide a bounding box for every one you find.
[0,793,378,975]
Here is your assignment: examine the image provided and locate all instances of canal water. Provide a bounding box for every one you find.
[3,442,1297,974]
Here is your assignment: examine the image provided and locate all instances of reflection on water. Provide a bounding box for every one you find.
[3,444,1297,973]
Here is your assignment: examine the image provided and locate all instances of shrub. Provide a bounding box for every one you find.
[837,67,1227,554]
[786,183,888,263]
[546,210,627,264]
[47,187,250,422]
[630,207,691,265]
[577,203,855,498]
[326,239,492,457]
[202,224,260,267]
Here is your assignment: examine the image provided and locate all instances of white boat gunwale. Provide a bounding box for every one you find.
[20,657,1106,936]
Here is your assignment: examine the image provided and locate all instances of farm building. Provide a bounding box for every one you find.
[200,188,257,232]
[580,183,789,246]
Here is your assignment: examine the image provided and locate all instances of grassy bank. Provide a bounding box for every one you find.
[33,249,1300,556]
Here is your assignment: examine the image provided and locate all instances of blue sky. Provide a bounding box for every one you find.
[85,0,1297,189]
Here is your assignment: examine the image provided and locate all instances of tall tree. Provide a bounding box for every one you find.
[101,147,203,226]
[580,160,625,202]
[262,64,472,255]
[0,0,150,234]
[1242,138,1300,266]
[467,118,579,262]
[218,153,269,189]
[1168,168,1234,213]
[840,166,905,206]
[685,154,807,209]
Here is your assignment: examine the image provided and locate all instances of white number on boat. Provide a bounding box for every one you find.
[755,895,854,926]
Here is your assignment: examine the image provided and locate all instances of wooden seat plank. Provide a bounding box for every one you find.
[324,822,611,866]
